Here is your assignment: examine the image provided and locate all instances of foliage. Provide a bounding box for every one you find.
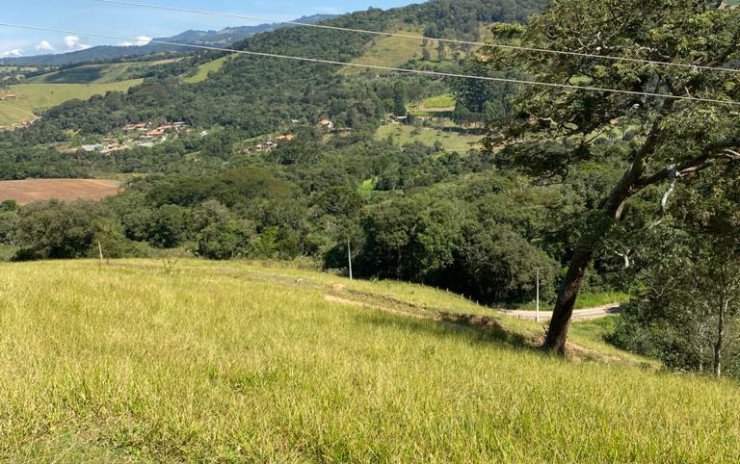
[14,200,117,260]
[480,0,740,351]
[611,171,740,379]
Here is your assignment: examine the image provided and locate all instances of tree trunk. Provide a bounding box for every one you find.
[542,239,594,353]
[714,299,727,380]
[541,107,673,354]
[543,160,644,353]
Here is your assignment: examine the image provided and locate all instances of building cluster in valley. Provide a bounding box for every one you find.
[80,121,190,153]
[243,134,296,154]
[78,116,352,156]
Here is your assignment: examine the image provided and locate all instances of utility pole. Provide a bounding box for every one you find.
[535,267,540,323]
[347,238,353,280]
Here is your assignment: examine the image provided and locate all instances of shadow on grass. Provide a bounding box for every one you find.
[354,309,538,354]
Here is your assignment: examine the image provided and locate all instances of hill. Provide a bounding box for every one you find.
[165,14,337,46]
[0,15,337,68]
[0,0,596,314]
[0,80,142,127]
[2,0,546,136]
[0,259,737,463]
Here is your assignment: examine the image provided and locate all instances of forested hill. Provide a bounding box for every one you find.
[4,0,545,139]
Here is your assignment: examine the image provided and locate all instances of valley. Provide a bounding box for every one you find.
[0,0,739,461]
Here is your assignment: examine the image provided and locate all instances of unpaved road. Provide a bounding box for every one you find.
[498,304,622,322]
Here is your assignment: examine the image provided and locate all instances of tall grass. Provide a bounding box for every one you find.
[0,260,738,463]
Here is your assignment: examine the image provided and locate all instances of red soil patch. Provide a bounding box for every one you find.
[0,179,121,205]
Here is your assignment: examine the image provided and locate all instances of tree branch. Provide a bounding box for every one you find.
[634,136,740,190]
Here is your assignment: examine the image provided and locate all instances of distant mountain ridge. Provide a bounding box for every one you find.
[164,15,337,46]
[0,14,336,67]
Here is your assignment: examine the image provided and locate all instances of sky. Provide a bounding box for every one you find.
[0,0,421,58]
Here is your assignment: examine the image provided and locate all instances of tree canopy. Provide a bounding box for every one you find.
[481,0,740,352]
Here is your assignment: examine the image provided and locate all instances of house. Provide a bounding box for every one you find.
[146,129,165,137]
[318,119,335,131]
[275,134,295,141]
[81,144,104,153]
[3,94,17,101]
[124,123,148,131]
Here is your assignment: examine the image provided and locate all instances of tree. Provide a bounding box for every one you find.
[612,171,740,379]
[482,0,740,353]
[422,46,432,62]
[150,205,187,249]
[197,219,253,260]
[437,42,447,62]
[15,200,110,259]
[392,82,408,117]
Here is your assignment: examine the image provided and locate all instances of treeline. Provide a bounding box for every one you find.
[0,131,631,307]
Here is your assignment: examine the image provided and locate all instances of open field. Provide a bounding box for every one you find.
[345,33,424,71]
[0,179,121,205]
[376,122,482,152]
[183,55,235,84]
[343,28,465,75]
[0,259,737,463]
[409,94,457,114]
[31,60,181,85]
[0,80,143,126]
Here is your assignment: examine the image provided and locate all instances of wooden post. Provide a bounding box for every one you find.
[98,241,104,262]
[347,238,353,280]
[536,267,541,323]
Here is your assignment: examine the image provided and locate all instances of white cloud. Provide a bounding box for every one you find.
[35,40,55,52]
[120,36,152,47]
[64,35,80,48]
[64,35,90,50]
[0,49,23,58]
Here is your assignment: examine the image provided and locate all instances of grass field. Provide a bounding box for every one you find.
[183,55,235,84]
[0,259,738,463]
[0,80,142,126]
[376,122,482,152]
[411,94,457,113]
[31,60,181,85]
[0,179,121,204]
[344,33,424,72]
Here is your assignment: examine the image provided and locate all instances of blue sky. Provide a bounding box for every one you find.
[1,0,420,57]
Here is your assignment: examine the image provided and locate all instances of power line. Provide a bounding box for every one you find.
[0,22,738,106]
[88,0,487,47]
[86,0,740,75]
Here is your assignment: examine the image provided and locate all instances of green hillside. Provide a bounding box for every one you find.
[375,123,482,152]
[31,60,180,85]
[0,80,142,126]
[182,54,236,84]
[0,259,737,463]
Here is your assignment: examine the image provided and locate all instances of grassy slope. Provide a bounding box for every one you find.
[30,60,181,85]
[344,32,425,72]
[343,30,454,74]
[0,80,142,126]
[376,122,482,152]
[0,259,738,463]
[182,55,235,84]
